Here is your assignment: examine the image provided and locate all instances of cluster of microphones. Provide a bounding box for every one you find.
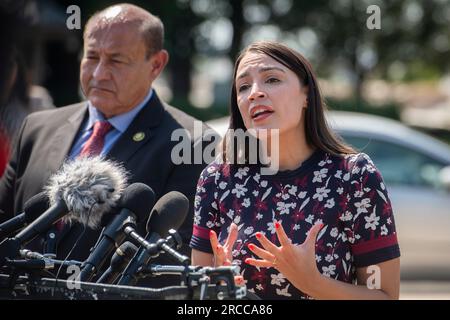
[0,157,193,287]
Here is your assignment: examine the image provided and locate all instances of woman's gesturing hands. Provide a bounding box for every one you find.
[208,220,324,293]
[209,223,239,267]
[245,221,324,293]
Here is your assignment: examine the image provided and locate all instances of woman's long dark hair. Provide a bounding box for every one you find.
[223,41,355,165]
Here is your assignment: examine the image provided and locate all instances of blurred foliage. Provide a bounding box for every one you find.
[22,0,450,119]
[181,95,403,124]
[401,61,442,82]
[326,98,401,121]
[170,97,229,122]
[4,0,449,163]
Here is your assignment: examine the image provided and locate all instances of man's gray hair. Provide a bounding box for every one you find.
[83,4,164,59]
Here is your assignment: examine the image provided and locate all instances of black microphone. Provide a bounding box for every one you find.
[96,241,138,284]
[0,192,48,240]
[78,183,155,282]
[0,157,127,264]
[117,191,189,286]
[0,199,69,264]
[13,200,68,245]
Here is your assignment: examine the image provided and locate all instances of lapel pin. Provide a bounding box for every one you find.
[133,132,145,142]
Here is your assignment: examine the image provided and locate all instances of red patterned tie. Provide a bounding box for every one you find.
[79,121,112,157]
[55,120,112,232]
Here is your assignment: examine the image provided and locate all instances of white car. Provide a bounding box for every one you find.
[206,112,450,280]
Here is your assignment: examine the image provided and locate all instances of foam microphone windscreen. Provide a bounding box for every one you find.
[146,191,189,237]
[118,183,156,223]
[23,192,49,223]
[44,156,128,229]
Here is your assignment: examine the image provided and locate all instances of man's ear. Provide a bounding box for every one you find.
[149,49,169,79]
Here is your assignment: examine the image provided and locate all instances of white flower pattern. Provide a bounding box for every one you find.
[191,152,399,299]
[364,207,380,230]
[271,273,287,286]
[313,187,330,201]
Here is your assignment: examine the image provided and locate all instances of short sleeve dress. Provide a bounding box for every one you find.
[190,149,401,299]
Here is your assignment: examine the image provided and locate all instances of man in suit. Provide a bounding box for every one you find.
[0,4,213,288]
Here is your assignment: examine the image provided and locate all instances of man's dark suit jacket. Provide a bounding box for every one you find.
[0,92,213,288]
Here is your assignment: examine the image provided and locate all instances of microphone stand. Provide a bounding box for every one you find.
[118,229,191,285]
[0,264,251,300]
[123,228,190,266]
[140,264,248,300]
[2,256,82,275]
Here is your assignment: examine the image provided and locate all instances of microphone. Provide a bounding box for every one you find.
[96,241,138,284]
[45,156,128,229]
[16,157,127,245]
[0,192,48,240]
[117,191,189,286]
[78,183,155,282]
[0,157,127,264]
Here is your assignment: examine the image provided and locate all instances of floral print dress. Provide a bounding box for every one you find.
[190,149,400,299]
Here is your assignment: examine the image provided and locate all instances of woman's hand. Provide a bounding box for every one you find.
[209,223,238,267]
[245,221,324,294]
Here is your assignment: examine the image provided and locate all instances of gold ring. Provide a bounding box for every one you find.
[272,257,277,266]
